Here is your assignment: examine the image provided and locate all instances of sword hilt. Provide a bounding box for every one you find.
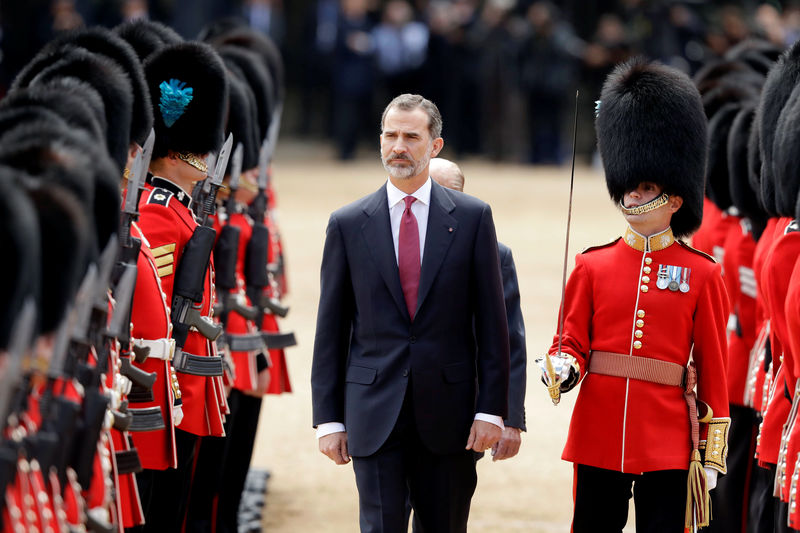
[544,353,561,406]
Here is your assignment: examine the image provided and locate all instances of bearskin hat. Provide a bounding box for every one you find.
[1,79,107,144]
[757,39,800,216]
[728,104,767,231]
[207,27,284,105]
[725,39,783,76]
[144,42,228,160]
[772,82,800,217]
[217,45,274,141]
[706,102,743,211]
[0,172,40,348]
[114,19,183,63]
[12,45,133,171]
[38,26,152,145]
[225,65,260,170]
[596,58,707,238]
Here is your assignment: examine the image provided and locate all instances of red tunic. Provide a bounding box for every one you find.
[722,219,758,406]
[127,221,177,471]
[136,177,226,437]
[551,227,730,474]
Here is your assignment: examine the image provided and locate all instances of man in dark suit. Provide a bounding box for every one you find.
[428,157,527,459]
[312,94,510,533]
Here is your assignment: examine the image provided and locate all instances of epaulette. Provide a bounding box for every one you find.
[677,240,716,262]
[146,187,173,206]
[581,237,621,254]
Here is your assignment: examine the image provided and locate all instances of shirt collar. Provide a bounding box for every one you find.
[623,226,675,252]
[386,177,432,209]
[151,176,192,208]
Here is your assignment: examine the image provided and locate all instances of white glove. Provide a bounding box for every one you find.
[173,405,184,426]
[704,467,718,490]
[536,353,580,392]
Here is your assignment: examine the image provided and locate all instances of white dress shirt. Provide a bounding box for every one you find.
[317,178,503,438]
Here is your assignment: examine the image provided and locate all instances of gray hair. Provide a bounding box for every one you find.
[381,94,443,140]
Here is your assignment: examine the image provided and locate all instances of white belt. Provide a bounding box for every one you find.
[133,338,175,361]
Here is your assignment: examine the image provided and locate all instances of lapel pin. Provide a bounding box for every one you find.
[448,227,453,232]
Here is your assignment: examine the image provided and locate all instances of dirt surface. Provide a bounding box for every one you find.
[251,141,634,532]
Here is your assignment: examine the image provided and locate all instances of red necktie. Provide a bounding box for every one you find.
[398,196,420,320]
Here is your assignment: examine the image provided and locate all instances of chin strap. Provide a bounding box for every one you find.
[619,193,669,216]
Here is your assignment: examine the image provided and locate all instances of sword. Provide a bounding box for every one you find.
[548,90,580,407]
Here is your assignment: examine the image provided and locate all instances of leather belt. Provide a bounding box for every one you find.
[588,350,686,387]
[114,449,143,475]
[173,349,224,377]
[133,338,175,361]
[128,406,166,432]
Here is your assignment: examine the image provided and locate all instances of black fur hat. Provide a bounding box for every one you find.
[728,104,767,230]
[0,119,119,256]
[218,45,274,141]
[596,58,707,238]
[725,39,783,75]
[225,65,260,170]
[0,80,107,144]
[0,172,40,348]
[38,26,153,146]
[757,39,800,216]
[12,45,133,171]
[772,82,800,217]
[144,42,229,159]
[208,27,284,105]
[706,102,743,211]
[19,177,90,334]
[113,19,183,63]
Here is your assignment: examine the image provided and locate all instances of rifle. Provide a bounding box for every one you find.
[171,136,234,376]
[0,299,36,515]
[191,134,233,226]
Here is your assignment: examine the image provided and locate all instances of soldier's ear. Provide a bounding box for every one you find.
[669,195,684,213]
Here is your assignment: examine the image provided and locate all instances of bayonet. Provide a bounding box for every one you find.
[225,143,244,218]
[51,265,97,379]
[107,266,136,340]
[0,299,36,425]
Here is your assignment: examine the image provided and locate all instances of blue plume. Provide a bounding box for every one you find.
[159,79,194,128]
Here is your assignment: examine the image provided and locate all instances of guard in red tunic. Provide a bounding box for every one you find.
[134,41,229,531]
[540,59,730,532]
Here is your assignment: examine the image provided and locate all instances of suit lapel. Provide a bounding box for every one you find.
[417,182,457,316]
[361,186,409,320]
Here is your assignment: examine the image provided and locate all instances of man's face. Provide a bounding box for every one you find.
[380,107,441,180]
[621,181,682,229]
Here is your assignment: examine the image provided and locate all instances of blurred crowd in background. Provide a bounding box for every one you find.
[3,0,800,163]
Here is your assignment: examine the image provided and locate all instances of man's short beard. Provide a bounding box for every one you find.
[382,150,432,180]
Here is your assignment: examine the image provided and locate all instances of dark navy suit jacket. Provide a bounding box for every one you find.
[312,180,509,457]
[498,243,527,431]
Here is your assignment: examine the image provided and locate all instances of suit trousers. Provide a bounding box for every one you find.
[351,382,478,533]
[748,462,776,533]
[572,464,687,533]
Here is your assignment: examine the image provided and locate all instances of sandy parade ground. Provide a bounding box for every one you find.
[250,140,636,532]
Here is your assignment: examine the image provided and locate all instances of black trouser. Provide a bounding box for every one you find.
[128,428,199,532]
[572,464,687,533]
[707,404,757,533]
[351,385,478,533]
[748,462,776,533]
[184,388,264,533]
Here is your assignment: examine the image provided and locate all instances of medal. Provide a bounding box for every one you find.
[656,265,669,290]
[668,265,681,292]
[680,267,691,293]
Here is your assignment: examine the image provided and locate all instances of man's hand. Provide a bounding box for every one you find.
[244,367,271,397]
[491,427,522,461]
[319,431,350,465]
[465,420,502,452]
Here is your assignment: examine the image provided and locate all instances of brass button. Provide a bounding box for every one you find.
[641,285,649,293]
[642,276,650,284]
[645,257,653,265]
[636,319,644,328]
[643,266,652,274]
[633,340,642,349]
[637,310,645,318]
[635,330,643,338]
